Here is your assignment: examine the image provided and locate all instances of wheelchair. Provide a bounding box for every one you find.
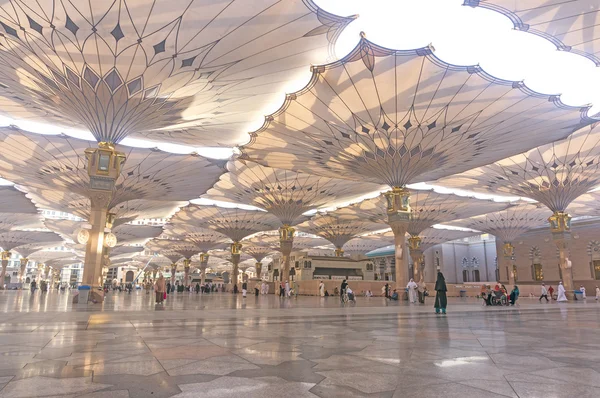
[489,291,508,306]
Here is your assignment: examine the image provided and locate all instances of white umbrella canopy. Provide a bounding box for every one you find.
[0,0,354,146]
[465,0,600,65]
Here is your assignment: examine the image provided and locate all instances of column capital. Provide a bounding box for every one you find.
[334,248,344,257]
[502,242,515,259]
[408,235,421,251]
[279,225,295,243]
[1,251,11,261]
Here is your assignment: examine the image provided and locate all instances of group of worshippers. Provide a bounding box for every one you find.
[540,282,568,302]
[384,272,447,314]
[482,283,520,306]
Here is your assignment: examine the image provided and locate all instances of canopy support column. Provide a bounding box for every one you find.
[279,225,294,283]
[0,251,10,289]
[549,212,573,298]
[408,235,424,282]
[81,143,125,303]
[183,259,191,288]
[384,187,411,291]
[199,253,209,288]
[231,242,242,289]
[255,262,263,279]
[19,257,28,286]
[502,242,516,285]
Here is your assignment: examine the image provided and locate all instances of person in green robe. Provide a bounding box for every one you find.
[434,271,447,314]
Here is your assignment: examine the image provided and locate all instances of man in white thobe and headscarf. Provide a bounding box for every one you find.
[319,281,325,297]
[407,278,418,303]
[285,281,290,297]
[557,281,568,302]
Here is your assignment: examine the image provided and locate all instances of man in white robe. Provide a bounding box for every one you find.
[285,281,290,297]
[407,278,418,303]
[319,281,324,297]
[557,281,568,302]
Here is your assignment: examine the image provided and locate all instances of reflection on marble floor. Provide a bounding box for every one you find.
[0,291,600,397]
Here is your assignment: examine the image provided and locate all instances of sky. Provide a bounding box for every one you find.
[315,0,600,115]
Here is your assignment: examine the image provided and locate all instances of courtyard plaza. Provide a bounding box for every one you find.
[0,290,599,397]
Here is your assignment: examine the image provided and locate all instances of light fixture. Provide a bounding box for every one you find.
[75,228,90,244]
[104,233,117,248]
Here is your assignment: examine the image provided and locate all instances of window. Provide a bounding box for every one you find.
[472,270,480,282]
[462,269,469,282]
[593,260,600,280]
[533,264,543,281]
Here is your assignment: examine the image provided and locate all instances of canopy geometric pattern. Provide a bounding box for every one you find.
[0,0,353,145]
[207,160,381,225]
[465,0,600,65]
[416,227,479,251]
[240,36,592,188]
[437,123,600,212]
[25,250,75,265]
[0,128,222,219]
[242,245,277,263]
[339,233,395,255]
[145,238,200,261]
[0,186,39,213]
[0,212,44,232]
[163,224,229,252]
[10,232,65,258]
[446,203,551,243]
[245,232,329,251]
[0,231,64,252]
[168,204,281,242]
[335,190,508,236]
[44,219,162,245]
[297,213,387,249]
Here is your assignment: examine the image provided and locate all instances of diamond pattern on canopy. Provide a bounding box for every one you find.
[297,213,387,254]
[0,0,353,145]
[10,232,65,258]
[446,203,551,243]
[0,212,45,232]
[0,186,39,213]
[0,128,220,219]
[335,190,508,236]
[146,239,200,261]
[163,224,229,252]
[245,232,329,251]
[436,123,600,213]
[45,219,162,245]
[0,231,65,253]
[465,0,600,65]
[339,234,394,255]
[207,160,382,226]
[243,245,278,263]
[168,204,281,242]
[240,35,592,188]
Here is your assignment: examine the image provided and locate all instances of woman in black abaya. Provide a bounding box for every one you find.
[434,271,447,314]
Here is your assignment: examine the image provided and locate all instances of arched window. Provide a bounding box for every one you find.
[462,269,469,282]
[530,247,543,281]
[588,241,600,279]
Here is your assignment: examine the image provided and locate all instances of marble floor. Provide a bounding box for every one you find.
[0,290,599,397]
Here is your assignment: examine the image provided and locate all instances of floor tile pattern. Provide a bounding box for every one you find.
[0,290,599,397]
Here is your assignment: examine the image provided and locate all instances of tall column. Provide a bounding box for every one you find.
[199,253,209,287]
[231,242,242,287]
[19,257,28,285]
[408,235,424,282]
[279,225,294,283]
[183,259,191,287]
[0,251,10,289]
[384,187,411,290]
[255,262,263,279]
[81,143,125,303]
[549,211,573,296]
[170,263,177,287]
[334,248,344,257]
[502,242,516,285]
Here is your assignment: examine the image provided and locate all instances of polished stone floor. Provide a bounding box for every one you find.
[0,290,599,397]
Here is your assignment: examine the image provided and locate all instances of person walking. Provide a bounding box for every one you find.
[407,278,418,303]
[155,274,166,304]
[596,286,600,300]
[509,285,520,306]
[242,281,247,298]
[254,281,260,296]
[384,282,390,298]
[319,281,324,297]
[539,283,549,302]
[548,285,555,300]
[417,280,427,304]
[580,285,587,299]
[557,281,568,302]
[434,271,447,314]
[285,280,290,297]
[340,279,348,302]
